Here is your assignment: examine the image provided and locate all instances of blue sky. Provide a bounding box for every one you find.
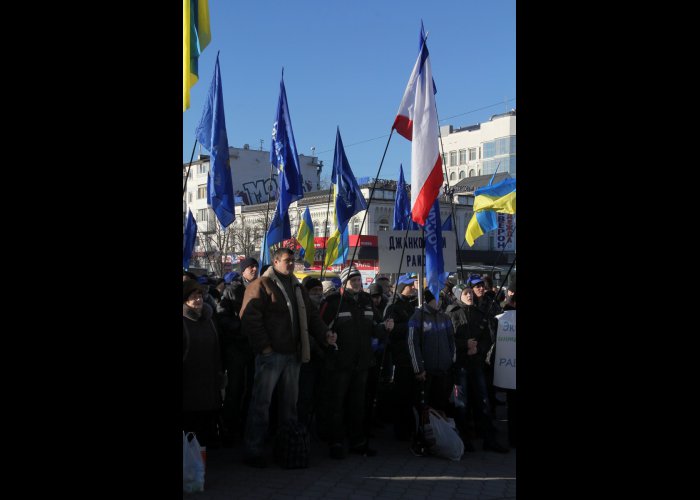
[183,0,516,183]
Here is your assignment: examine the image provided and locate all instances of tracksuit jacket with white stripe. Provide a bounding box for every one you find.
[407,304,455,375]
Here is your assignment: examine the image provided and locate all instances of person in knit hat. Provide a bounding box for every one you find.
[239,257,259,284]
[382,273,418,441]
[321,280,337,297]
[339,266,362,286]
[183,279,224,449]
[321,265,393,459]
[216,258,259,445]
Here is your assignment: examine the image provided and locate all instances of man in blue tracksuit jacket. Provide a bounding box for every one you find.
[407,289,455,414]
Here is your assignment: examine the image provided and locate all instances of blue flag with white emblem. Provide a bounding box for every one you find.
[424,199,445,301]
[260,70,304,265]
[195,53,235,228]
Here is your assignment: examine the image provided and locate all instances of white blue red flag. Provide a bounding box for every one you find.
[392,33,442,226]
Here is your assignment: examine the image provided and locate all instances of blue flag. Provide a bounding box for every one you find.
[323,128,367,267]
[424,199,445,301]
[183,209,197,270]
[195,53,235,228]
[260,72,305,265]
[393,164,419,230]
[442,214,452,231]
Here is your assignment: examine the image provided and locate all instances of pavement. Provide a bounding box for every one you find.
[186,402,515,499]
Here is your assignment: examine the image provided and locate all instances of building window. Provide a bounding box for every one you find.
[483,141,495,158]
[188,192,192,203]
[449,151,457,166]
[197,163,208,175]
[469,169,475,177]
[197,208,208,222]
[450,172,456,180]
[353,220,360,235]
[378,218,389,232]
[197,185,206,199]
[442,153,447,166]
[469,148,476,161]
[459,170,466,179]
[459,149,466,165]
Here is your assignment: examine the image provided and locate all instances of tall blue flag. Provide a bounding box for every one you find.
[195,53,235,228]
[260,71,304,265]
[183,209,197,270]
[323,128,367,267]
[424,199,445,301]
[393,164,419,230]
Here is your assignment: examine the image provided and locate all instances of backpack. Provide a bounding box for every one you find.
[274,419,310,469]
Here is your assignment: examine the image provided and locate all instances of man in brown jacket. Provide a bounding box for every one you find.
[240,248,333,467]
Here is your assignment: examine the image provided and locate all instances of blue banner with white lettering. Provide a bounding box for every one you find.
[423,199,444,300]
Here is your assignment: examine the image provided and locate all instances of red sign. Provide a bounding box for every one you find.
[313,235,378,248]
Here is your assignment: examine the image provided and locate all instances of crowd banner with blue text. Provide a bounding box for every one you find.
[493,310,516,390]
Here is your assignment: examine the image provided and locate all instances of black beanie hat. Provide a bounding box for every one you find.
[183,279,206,302]
[240,257,259,273]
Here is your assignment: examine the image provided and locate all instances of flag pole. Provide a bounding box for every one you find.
[328,129,395,332]
[260,162,276,261]
[418,226,425,307]
[182,139,199,197]
[435,108,465,280]
[343,130,395,277]
[320,184,334,280]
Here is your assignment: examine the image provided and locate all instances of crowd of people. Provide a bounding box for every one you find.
[183,250,516,468]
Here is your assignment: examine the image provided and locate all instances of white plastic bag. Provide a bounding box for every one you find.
[427,409,464,461]
[183,431,205,493]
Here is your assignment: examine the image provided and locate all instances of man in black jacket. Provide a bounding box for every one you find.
[216,257,259,445]
[321,267,392,459]
[383,275,418,441]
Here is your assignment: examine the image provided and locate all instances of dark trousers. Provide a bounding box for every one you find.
[418,371,453,415]
[454,366,497,441]
[222,348,255,437]
[327,367,369,447]
[297,357,323,429]
[391,365,417,440]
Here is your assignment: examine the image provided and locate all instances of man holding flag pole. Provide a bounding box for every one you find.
[391,22,450,456]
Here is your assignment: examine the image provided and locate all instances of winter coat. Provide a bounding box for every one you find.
[240,267,328,361]
[445,301,493,370]
[321,290,387,370]
[383,294,417,368]
[183,303,224,412]
[407,304,455,375]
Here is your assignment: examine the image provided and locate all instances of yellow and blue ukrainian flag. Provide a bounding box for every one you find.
[297,207,315,267]
[324,128,367,268]
[465,177,516,246]
[184,0,211,112]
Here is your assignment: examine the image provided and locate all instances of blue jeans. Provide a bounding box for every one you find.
[244,351,300,458]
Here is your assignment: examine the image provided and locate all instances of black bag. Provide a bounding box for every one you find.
[274,419,310,469]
